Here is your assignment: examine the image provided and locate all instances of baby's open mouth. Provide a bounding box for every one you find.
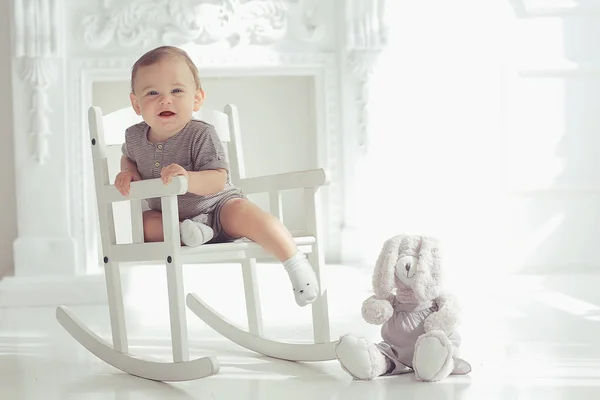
[159,111,175,117]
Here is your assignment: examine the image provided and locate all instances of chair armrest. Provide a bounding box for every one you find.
[101,176,188,203]
[236,168,329,194]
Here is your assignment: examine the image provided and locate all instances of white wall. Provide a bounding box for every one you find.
[506,7,600,273]
[355,0,600,274]
[0,0,16,278]
[352,0,513,273]
[7,0,598,281]
[0,0,362,299]
[92,76,317,232]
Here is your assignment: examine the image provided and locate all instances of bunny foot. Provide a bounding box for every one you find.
[335,335,389,380]
[413,330,455,382]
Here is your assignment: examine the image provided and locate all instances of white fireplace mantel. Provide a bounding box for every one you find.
[4,0,388,305]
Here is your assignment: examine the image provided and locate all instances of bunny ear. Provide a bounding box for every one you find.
[413,236,443,301]
[373,235,404,299]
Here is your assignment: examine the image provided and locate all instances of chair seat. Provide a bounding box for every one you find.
[111,235,317,264]
[180,235,316,256]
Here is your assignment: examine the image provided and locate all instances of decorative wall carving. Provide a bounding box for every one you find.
[345,0,387,154]
[13,0,60,164]
[83,0,301,49]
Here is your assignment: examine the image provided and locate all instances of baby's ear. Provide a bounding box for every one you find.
[130,93,141,115]
[193,88,205,111]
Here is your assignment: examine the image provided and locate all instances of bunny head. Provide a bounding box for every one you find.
[372,234,442,303]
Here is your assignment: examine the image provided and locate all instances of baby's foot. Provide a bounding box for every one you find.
[180,219,214,247]
[283,251,319,307]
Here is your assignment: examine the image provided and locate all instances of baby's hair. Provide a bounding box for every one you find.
[130,46,201,93]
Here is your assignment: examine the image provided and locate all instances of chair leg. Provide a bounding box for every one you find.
[308,251,331,344]
[105,261,128,353]
[130,199,144,243]
[165,254,189,362]
[161,195,189,362]
[303,187,332,344]
[241,258,263,336]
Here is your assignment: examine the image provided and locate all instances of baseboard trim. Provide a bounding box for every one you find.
[0,274,107,307]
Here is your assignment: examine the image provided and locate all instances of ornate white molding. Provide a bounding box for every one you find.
[13,0,60,165]
[83,0,304,49]
[67,52,342,267]
[345,0,387,154]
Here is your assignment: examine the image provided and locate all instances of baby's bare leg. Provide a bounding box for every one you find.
[218,198,295,261]
[143,210,164,242]
[142,210,213,246]
[219,198,319,306]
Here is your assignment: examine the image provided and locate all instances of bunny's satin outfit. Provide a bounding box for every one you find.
[374,298,468,375]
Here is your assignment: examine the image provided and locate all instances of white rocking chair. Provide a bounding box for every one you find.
[56,105,337,382]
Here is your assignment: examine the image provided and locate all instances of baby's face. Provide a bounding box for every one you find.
[130,58,203,136]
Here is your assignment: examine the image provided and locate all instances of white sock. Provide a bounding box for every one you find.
[283,251,319,307]
[180,219,214,247]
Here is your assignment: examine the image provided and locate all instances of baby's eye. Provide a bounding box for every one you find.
[146,91,158,96]
[172,88,183,94]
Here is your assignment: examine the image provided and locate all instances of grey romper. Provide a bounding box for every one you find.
[122,119,245,243]
[375,298,469,376]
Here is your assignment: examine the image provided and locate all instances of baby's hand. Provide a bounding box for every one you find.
[115,170,142,196]
[161,163,189,185]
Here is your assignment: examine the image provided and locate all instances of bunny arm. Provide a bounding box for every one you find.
[423,293,459,335]
[361,294,395,325]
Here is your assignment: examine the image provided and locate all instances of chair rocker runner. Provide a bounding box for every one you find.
[56,104,338,381]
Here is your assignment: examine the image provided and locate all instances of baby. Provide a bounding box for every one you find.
[114,45,318,307]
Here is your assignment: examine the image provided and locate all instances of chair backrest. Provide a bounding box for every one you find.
[101,107,239,184]
[89,105,246,246]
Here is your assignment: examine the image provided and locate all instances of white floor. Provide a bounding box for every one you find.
[1,263,599,399]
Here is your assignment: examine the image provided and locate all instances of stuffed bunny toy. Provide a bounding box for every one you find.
[335,234,471,381]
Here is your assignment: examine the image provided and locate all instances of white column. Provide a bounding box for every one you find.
[0,0,104,307]
[339,0,388,265]
[11,0,77,276]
